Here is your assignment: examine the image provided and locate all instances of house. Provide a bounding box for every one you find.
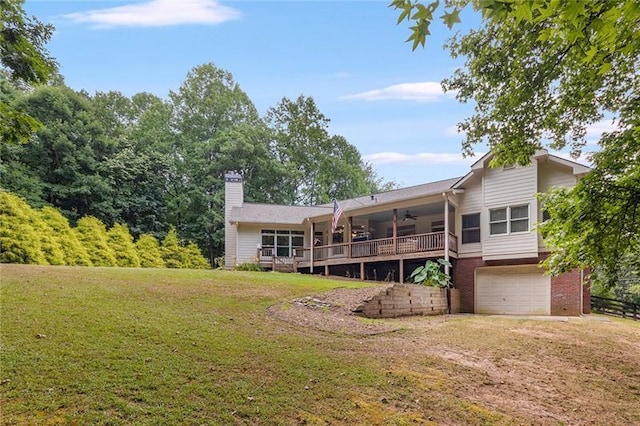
[225,150,591,316]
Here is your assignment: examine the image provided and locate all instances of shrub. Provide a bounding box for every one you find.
[409,259,452,287]
[233,262,263,272]
[74,216,117,267]
[108,223,141,267]
[40,206,92,266]
[136,234,165,268]
[0,191,48,264]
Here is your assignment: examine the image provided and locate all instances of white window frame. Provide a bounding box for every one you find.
[489,204,530,236]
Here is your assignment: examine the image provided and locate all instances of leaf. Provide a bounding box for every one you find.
[441,9,462,30]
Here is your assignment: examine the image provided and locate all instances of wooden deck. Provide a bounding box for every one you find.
[258,231,457,270]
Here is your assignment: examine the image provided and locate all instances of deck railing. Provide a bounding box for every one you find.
[259,231,457,266]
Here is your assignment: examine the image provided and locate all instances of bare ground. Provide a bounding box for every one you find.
[267,285,640,425]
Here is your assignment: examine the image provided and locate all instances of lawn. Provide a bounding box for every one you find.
[1,264,639,425]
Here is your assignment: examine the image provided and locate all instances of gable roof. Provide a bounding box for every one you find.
[453,149,591,188]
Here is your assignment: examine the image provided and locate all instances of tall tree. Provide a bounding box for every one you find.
[0,0,57,144]
[266,95,387,205]
[393,0,640,287]
[5,85,116,223]
[167,63,278,263]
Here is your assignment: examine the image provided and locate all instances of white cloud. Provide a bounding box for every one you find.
[364,152,481,165]
[585,119,618,138]
[64,0,241,28]
[340,82,451,102]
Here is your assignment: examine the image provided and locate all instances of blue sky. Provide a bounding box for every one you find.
[24,1,601,187]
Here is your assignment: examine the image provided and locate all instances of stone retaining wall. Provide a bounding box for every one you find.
[355,284,459,318]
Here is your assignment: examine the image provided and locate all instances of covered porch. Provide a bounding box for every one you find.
[258,196,459,281]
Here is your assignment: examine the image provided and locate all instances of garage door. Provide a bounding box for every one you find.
[476,266,550,315]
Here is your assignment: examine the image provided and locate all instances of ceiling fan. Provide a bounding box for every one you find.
[402,210,418,221]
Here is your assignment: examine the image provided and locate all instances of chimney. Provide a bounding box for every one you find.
[224,172,243,269]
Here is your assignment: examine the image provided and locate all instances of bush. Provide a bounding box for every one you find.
[40,206,92,266]
[233,262,263,272]
[108,223,141,267]
[74,216,117,267]
[0,191,48,264]
[136,234,165,268]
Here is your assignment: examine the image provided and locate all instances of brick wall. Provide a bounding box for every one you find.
[356,284,450,318]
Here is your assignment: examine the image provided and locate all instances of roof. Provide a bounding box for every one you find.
[329,177,462,212]
[229,177,461,225]
[229,203,331,225]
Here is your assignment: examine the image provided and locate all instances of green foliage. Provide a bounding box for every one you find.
[233,262,263,272]
[182,242,210,269]
[395,0,640,289]
[265,95,390,205]
[39,206,92,266]
[161,226,184,268]
[136,233,166,268]
[107,223,141,268]
[0,191,47,264]
[409,258,452,287]
[74,216,117,267]
[0,0,57,144]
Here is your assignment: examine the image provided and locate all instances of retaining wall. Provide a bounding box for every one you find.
[356,284,459,318]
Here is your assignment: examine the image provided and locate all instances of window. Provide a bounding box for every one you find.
[489,208,508,235]
[510,205,529,233]
[261,230,304,257]
[431,220,445,232]
[462,213,480,244]
[489,205,530,235]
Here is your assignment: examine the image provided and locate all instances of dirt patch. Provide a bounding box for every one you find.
[267,285,640,425]
[267,285,407,335]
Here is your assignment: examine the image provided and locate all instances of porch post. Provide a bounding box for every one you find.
[360,262,365,281]
[348,216,353,258]
[309,220,314,271]
[443,195,450,277]
[393,208,398,254]
[399,260,404,283]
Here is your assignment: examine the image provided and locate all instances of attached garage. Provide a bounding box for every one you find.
[475,265,550,315]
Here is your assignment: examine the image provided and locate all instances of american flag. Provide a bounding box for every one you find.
[332,199,343,233]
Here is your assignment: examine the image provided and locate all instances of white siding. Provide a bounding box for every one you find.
[458,176,482,256]
[537,161,578,249]
[236,225,262,264]
[538,161,577,192]
[481,164,539,260]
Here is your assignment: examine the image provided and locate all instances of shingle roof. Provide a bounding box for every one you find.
[229,203,331,225]
[324,177,462,212]
[230,176,461,225]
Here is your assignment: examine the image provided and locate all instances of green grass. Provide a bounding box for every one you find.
[2,265,640,425]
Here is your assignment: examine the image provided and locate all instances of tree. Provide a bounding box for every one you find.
[167,63,280,263]
[265,95,388,205]
[39,206,92,266]
[135,234,166,268]
[5,85,116,223]
[107,223,141,268]
[74,216,117,267]
[0,191,47,264]
[393,0,640,288]
[0,0,57,144]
